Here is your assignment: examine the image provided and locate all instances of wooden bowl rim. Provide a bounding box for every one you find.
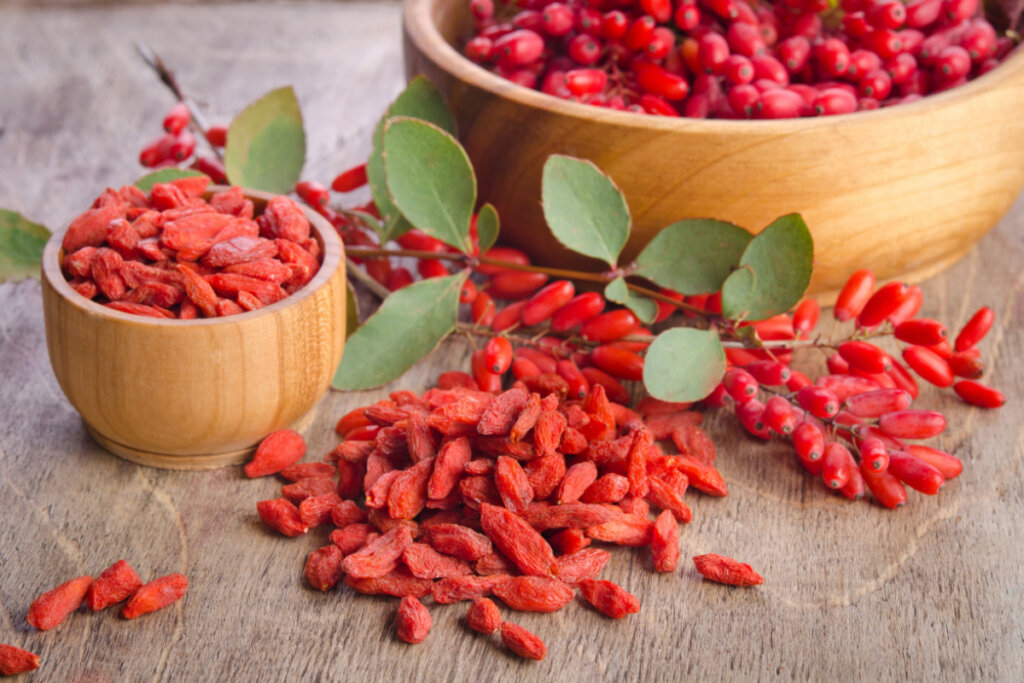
[404,0,1024,132]
[41,186,344,327]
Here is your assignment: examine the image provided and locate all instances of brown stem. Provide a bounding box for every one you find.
[343,246,709,316]
[135,42,223,162]
[345,257,391,300]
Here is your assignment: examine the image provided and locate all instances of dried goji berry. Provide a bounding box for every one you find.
[557,461,599,504]
[524,502,622,531]
[388,457,435,520]
[299,492,343,528]
[346,569,434,598]
[500,622,547,660]
[27,575,93,630]
[257,498,308,537]
[330,523,373,555]
[480,504,558,576]
[122,573,188,619]
[433,575,513,604]
[343,526,415,579]
[0,644,40,676]
[305,545,346,591]
[495,456,535,514]
[86,560,142,612]
[427,524,493,561]
[466,597,503,634]
[245,429,306,478]
[402,543,472,579]
[578,579,641,618]
[555,547,610,584]
[492,576,574,612]
[282,477,336,504]
[693,553,763,586]
[396,597,432,644]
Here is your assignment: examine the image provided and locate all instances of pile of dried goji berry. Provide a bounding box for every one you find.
[1,561,187,676]
[60,177,322,318]
[462,0,1019,117]
[249,379,761,659]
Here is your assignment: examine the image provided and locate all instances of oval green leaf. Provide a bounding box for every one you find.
[135,168,207,193]
[367,76,457,244]
[541,155,630,268]
[0,209,50,283]
[721,214,813,321]
[476,203,500,254]
[634,219,752,295]
[333,272,466,390]
[604,277,658,324]
[224,86,306,194]
[642,328,727,403]
[382,117,475,254]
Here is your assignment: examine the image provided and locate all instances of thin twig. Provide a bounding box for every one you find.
[135,42,223,161]
[345,257,391,300]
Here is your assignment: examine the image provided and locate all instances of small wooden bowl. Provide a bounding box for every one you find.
[41,189,347,470]
[403,0,1024,299]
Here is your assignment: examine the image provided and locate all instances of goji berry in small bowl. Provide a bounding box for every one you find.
[40,178,347,470]
[402,0,1024,299]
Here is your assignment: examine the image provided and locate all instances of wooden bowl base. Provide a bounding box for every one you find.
[84,407,318,471]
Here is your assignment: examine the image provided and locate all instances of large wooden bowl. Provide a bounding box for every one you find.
[41,189,347,470]
[403,0,1024,299]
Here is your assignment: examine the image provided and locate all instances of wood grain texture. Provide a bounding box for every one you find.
[403,0,1024,300]
[1,2,1023,681]
[40,191,346,468]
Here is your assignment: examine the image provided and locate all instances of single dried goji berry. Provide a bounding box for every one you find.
[388,457,435,520]
[86,560,143,612]
[555,547,610,583]
[282,477,336,504]
[330,500,367,528]
[557,461,599,504]
[330,523,373,555]
[494,456,535,514]
[693,553,764,586]
[427,524,493,561]
[466,597,502,634]
[0,644,40,676]
[27,575,93,630]
[346,569,434,598]
[586,516,654,546]
[525,454,567,500]
[299,492,343,528]
[343,526,415,579]
[245,429,306,478]
[480,504,558,576]
[257,498,308,537]
[122,573,188,619]
[492,576,574,612]
[396,596,432,644]
[524,502,622,531]
[579,473,629,504]
[402,543,472,579]
[650,510,679,572]
[305,545,346,591]
[500,622,547,660]
[433,575,512,604]
[578,579,641,618]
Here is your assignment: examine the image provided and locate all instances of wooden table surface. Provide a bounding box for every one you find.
[2,2,1023,681]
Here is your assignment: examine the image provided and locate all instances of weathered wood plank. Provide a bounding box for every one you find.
[1,3,1023,681]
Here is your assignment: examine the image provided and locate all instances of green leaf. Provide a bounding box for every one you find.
[223,86,306,194]
[383,117,475,253]
[0,209,50,283]
[345,279,360,340]
[541,155,630,268]
[135,168,207,193]
[642,328,727,403]
[604,277,658,324]
[367,76,457,244]
[721,214,814,321]
[333,272,466,390]
[476,203,500,254]
[634,219,753,295]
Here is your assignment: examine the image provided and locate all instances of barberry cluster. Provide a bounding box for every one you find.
[138,101,228,183]
[462,0,1018,117]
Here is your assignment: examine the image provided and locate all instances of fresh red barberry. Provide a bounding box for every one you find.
[296,180,330,209]
[838,341,891,374]
[722,368,759,403]
[887,450,944,494]
[947,350,984,379]
[484,336,513,374]
[168,130,196,161]
[953,380,1005,408]
[163,102,191,135]
[580,309,640,342]
[859,437,890,473]
[821,442,855,489]
[902,345,955,387]
[796,386,840,418]
[332,163,368,192]
[763,395,796,434]
[834,269,875,322]
[856,281,910,328]
[894,318,947,346]
[954,306,995,351]
[494,29,545,68]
